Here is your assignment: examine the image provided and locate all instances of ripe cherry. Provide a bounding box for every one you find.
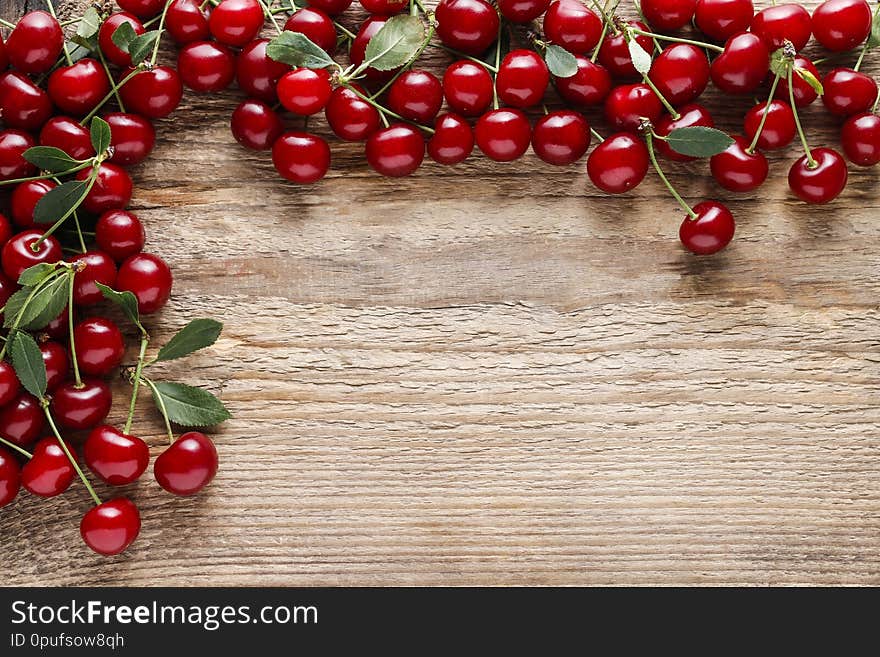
[76,164,133,214]
[81,497,141,555]
[0,130,36,182]
[69,251,118,307]
[822,68,878,117]
[155,432,219,496]
[119,66,184,119]
[98,13,145,67]
[85,426,150,486]
[236,39,289,102]
[0,274,14,321]
[531,110,590,166]
[231,99,283,150]
[117,0,165,19]
[0,361,20,407]
[0,447,20,508]
[654,103,715,162]
[272,131,331,183]
[44,309,70,341]
[6,11,63,74]
[95,210,146,262]
[73,317,125,377]
[774,56,820,107]
[694,0,754,41]
[496,49,550,109]
[209,0,264,47]
[788,148,848,204]
[709,32,769,95]
[0,72,54,132]
[178,41,236,93]
[587,132,650,194]
[598,20,652,78]
[11,180,56,227]
[750,3,812,51]
[841,113,880,166]
[325,85,381,141]
[51,379,113,430]
[40,341,69,392]
[498,0,551,22]
[428,113,474,165]
[40,117,95,160]
[365,124,425,177]
[1,230,62,282]
[284,7,338,51]
[435,0,500,55]
[0,394,44,447]
[649,44,710,107]
[350,16,394,82]
[360,0,408,13]
[166,0,211,44]
[116,253,173,314]
[542,0,602,54]
[811,0,872,52]
[709,134,769,191]
[21,437,77,497]
[0,217,11,250]
[443,60,494,116]
[679,201,735,255]
[743,99,795,150]
[308,0,353,14]
[554,56,611,106]
[641,0,697,31]
[105,113,156,167]
[387,70,443,123]
[277,68,333,115]
[475,109,532,162]
[604,83,662,132]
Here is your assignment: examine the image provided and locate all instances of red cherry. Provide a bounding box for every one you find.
[6,11,63,74]
[0,34,6,71]
[788,147,848,204]
[531,110,590,166]
[98,13,145,68]
[236,39,289,102]
[307,0,353,15]
[694,0,754,42]
[365,124,425,177]
[543,0,602,54]
[73,317,125,377]
[0,361,21,407]
[428,112,474,165]
[68,251,117,307]
[587,132,649,194]
[743,99,795,150]
[822,68,878,117]
[0,216,11,250]
[641,0,697,31]
[604,83,662,132]
[360,0,408,13]
[325,85,381,141]
[442,60,494,116]
[11,179,56,228]
[498,0,550,22]
[178,41,236,93]
[44,308,70,341]
[654,103,715,162]
[95,210,145,262]
[284,8,337,52]
[0,446,20,507]
[85,426,150,486]
[40,341,69,392]
[0,130,36,181]
[166,0,211,44]
[709,134,769,191]
[811,0,872,52]
[272,131,331,183]
[51,379,113,430]
[774,56,819,107]
[554,55,611,106]
[21,437,77,497]
[105,113,155,167]
[155,432,219,495]
[598,21,652,77]
[1,230,62,281]
[387,70,443,123]
[749,3,812,51]
[475,109,531,162]
[116,253,173,314]
[117,0,165,19]
[841,112,880,166]
[709,32,769,95]
[231,99,284,150]
[80,497,141,555]
[496,49,550,109]
[277,68,333,115]
[679,201,735,255]
[0,394,44,447]
[76,164,133,214]
[39,117,95,160]
[0,71,54,132]
[210,0,264,47]
[119,66,183,119]
[0,273,14,318]
[350,16,395,82]
[648,44,710,107]
[435,0,500,55]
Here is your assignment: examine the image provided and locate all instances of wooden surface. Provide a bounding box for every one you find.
[1,0,879,586]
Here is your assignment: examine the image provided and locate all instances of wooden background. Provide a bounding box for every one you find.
[1,0,878,586]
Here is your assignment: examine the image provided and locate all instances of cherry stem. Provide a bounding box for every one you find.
[149,0,173,66]
[344,83,435,134]
[872,88,880,114]
[97,48,126,113]
[492,20,503,110]
[141,376,174,445]
[81,67,143,125]
[123,334,150,435]
[256,0,282,34]
[0,161,92,187]
[590,126,605,142]
[0,436,32,459]
[589,0,619,34]
[644,130,697,219]
[72,210,87,254]
[746,74,782,154]
[66,271,83,388]
[788,66,816,168]
[630,28,724,53]
[642,74,679,120]
[44,0,73,67]
[0,18,15,29]
[42,401,102,506]
[429,43,498,72]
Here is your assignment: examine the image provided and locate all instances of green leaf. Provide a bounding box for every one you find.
[266,31,335,69]
[769,47,789,78]
[33,180,89,225]
[149,381,232,427]
[544,44,578,78]
[794,67,824,95]
[77,6,102,40]
[111,21,137,53]
[68,38,97,55]
[665,126,735,158]
[868,10,880,48]
[17,263,57,287]
[96,283,141,328]
[22,146,79,173]
[90,116,112,155]
[363,14,425,71]
[3,277,69,331]
[9,331,47,400]
[128,31,161,65]
[627,38,653,76]
[156,319,223,363]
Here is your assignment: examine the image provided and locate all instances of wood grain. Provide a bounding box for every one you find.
[1,0,878,586]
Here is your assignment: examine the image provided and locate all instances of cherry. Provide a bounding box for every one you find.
[40,341,69,392]
[365,124,425,177]
[166,0,211,44]
[155,431,219,496]
[73,317,125,377]
[749,3,812,51]
[475,109,531,162]
[80,497,141,555]
[496,49,550,109]
[822,68,878,117]
[0,274,14,322]
[6,11,63,74]
[542,0,602,54]
[51,379,113,430]
[531,110,590,166]
[104,113,156,167]
[68,251,118,307]
[443,60,494,116]
[788,148,848,204]
[0,447,20,508]
[117,0,166,19]
[325,85,381,141]
[0,34,6,71]
[428,112,474,165]
[0,361,20,407]
[1,230,63,282]
[774,56,820,107]
[350,16,397,83]
[119,66,184,119]
[654,103,715,162]
[272,131,331,183]
[709,32,769,95]
[0,217,11,250]
[0,394,44,447]
[236,39,289,103]
[284,8,337,52]
[21,437,77,497]
[554,56,611,106]
[178,41,236,93]
[679,201,735,255]
[95,210,146,262]
[841,113,880,166]
[116,253,173,314]
[387,70,443,123]
[231,99,284,150]
[44,308,70,341]
[743,100,795,150]
[0,72,54,132]
[694,0,754,42]
[0,130,36,182]
[85,426,150,486]
[498,0,551,23]
[11,179,56,228]
[709,134,769,191]
[277,68,333,116]
[436,0,500,55]
[641,0,697,31]
[587,133,650,194]
[210,0,264,47]
[360,0,408,12]
[76,164,133,214]
[649,44,710,107]
[598,21,653,78]
[604,83,662,132]
[39,117,95,160]
[98,13,146,68]
[308,0,353,15]
[811,0,872,52]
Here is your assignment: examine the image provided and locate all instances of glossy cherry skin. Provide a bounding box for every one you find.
[231,99,284,150]
[443,60,494,116]
[750,3,811,51]
[679,201,735,255]
[76,164,133,214]
[654,103,715,162]
[555,56,611,106]
[822,68,878,117]
[39,117,94,160]
[44,308,70,341]
[21,437,77,497]
[178,41,236,93]
[641,0,696,30]
[498,0,550,22]
[98,13,146,68]
[587,132,650,194]
[743,100,795,150]
[277,68,333,115]
[435,0,500,55]
[709,32,769,95]
[531,110,590,166]
[774,56,820,107]
[85,426,150,486]
[284,8,338,52]
[694,0,754,42]
[649,44,710,107]
[272,131,331,183]
[811,0,872,52]
[6,11,63,74]
[117,0,165,18]
[73,317,125,377]
[11,179,55,227]
[119,66,184,119]
[0,447,20,507]
[81,497,141,555]
[155,432,219,496]
[104,113,156,167]
[308,0,353,15]
[0,34,6,71]
[350,16,395,82]
[841,113,880,166]
[95,210,145,262]
[598,21,652,78]
[788,148,848,204]
[604,83,662,132]
[709,134,768,191]
[0,72,54,132]
[210,0,264,47]
[0,394,44,447]
[387,70,443,123]
[543,0,602,54]
[496,49,550,109]
[360,0,408,12]
[51,379,113,431]
[475,109,532,162]
[2,230,63,282]
[236,39,289,102]
[365,124,425,177]
[0,130,37,181]
[69,251,117,307]
[325,85,381,141]
[40,341,69,392]
[166,0,211,44]
[0,361,21,407]
[428,113,474,165]
[116,253,173,314]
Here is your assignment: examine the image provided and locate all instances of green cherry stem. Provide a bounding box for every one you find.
[589,0,619,34]
[81,66,143,125]
[0,17,15,29]
[344,84,435,133]
[141,376,175,445]
[66,270,83,388]
[630,28,724,53]
[123,333,150,435]
[149,0,173,66]
[41,401,102,506]
[97,48,126,113]
[746,73,782,154]
[642,73,679,119]
[44,0,73,67]
[491,20,503,110]
[788,66,816,168]
[428,43,498,72]
[0,436,32,459]
[590,126,605,142]
[0,161,93,187]
[644,128,697,219]
[256,0,283,33]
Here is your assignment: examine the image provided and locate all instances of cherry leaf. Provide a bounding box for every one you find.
[628,39,653,76]
[3,277,69,331]
[128,31,161,65]
[96,282,142,330]
[17,263,57,287]
[665,126,735,158]
[363,15,425,71]
[33,180,89,225]
[9,331,47,400]
[155,319,223,362]
[544,44,579,78]
[266,31,335,69]
[794,67,824,95]
[111,21,137,53]
[90,116,112,155]
[22,146,79,173]
[769,47,789,78]
[149,381,232,426]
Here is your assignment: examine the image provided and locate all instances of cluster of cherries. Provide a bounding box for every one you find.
[0,2,224,556]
